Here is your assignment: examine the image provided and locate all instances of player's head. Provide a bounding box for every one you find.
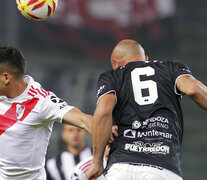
[110,39,148,70]
[62,125,87,150]
[0,46,26,96]
[0,46,26,79]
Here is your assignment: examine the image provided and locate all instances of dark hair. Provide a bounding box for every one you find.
[0,46,26,77]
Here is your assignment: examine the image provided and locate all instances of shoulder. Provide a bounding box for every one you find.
[26,75,51,99]
[98,70,114,80]
[169,59,189,68]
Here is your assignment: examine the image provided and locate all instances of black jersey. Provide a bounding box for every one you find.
[96,60,192,177]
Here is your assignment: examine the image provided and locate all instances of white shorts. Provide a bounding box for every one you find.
[105,163,183,180]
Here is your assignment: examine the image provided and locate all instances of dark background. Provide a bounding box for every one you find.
[1,0,206,179]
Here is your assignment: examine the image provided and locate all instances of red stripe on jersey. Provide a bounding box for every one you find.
[0,98,39,136]
[36,89,46,98]
[40,89,48,97]
[29,88,38,95]
[80,160,93,171]
[27,92,35,97]
[31,86,48,98]
[83,162,93,173]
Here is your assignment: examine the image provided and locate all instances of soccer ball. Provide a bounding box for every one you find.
[16,0,58,21]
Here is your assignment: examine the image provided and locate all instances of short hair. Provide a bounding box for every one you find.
[0,46,26,78]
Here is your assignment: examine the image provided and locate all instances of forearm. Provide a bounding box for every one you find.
[92,112,113,164]
[62,108,92,133]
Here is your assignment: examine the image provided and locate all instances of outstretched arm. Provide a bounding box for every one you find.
[62,108,92,133]
[177,75,207,110]
[86,93,116,179]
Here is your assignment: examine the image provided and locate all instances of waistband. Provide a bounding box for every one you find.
[127,163,163,170]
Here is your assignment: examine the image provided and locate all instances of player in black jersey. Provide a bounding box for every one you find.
[86,39,207,180]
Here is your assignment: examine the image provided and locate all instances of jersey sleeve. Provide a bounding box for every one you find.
[172,60,193,95]
[39,92,74,123]
[71,156,93,180]
[71,168,85,180]
[96,70,117,101]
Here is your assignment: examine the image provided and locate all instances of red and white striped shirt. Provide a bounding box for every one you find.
[0,75,74,180]
[71,156,106,180]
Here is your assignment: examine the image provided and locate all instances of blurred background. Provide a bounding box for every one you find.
[1,0,206,179]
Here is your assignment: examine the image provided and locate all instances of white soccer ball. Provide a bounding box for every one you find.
[16,0,58,21]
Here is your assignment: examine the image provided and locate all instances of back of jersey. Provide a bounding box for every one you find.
[96,60,192,177]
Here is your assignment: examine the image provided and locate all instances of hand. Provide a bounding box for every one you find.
[108,125,118,144]
[85,162,104,180]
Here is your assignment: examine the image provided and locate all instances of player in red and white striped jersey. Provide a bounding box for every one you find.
[71,156,106,180]
[71,145,110,180]
[0,46,92,180]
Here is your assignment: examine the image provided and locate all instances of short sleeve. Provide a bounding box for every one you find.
[172,60,194,95]
[71,168,85,180]
[39,92,74,123]
[96,70,117,101]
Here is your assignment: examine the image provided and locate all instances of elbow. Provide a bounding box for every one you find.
[96,107,112,119]
[93,107,113,126]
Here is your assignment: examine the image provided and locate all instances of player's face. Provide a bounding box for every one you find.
[62,125,87,148]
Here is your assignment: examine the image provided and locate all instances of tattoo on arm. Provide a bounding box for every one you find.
[93,146,98,156]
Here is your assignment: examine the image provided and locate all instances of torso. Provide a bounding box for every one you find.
[96,60,192,177]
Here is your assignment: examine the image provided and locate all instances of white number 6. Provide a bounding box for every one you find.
[131,67,158,105]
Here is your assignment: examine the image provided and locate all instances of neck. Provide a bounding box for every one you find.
[67,146,85,156]
[7,77,27,99]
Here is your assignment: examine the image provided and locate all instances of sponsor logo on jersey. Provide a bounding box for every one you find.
[97,85,106,97]
[123,129,172,139]
[50,96,67,109]
[132,120,142,129]
[50,96,64,103]
[182,68,191,73]
[143,116,169,129]
[137,130,172,139]
[16,104,26,120]
[124,141,170,155]
[71,172,79,180]
[124,129,136,138]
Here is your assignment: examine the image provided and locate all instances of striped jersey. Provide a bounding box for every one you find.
[46,147,92,180]
[0,75,74,180]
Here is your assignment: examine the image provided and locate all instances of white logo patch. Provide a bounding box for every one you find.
[125,141,170,155]
[97,85,106,97]
[16,104,26,120]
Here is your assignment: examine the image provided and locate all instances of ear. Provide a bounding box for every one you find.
[112,58,123,70]
[2,72,11,85]
[113,58,122,63]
